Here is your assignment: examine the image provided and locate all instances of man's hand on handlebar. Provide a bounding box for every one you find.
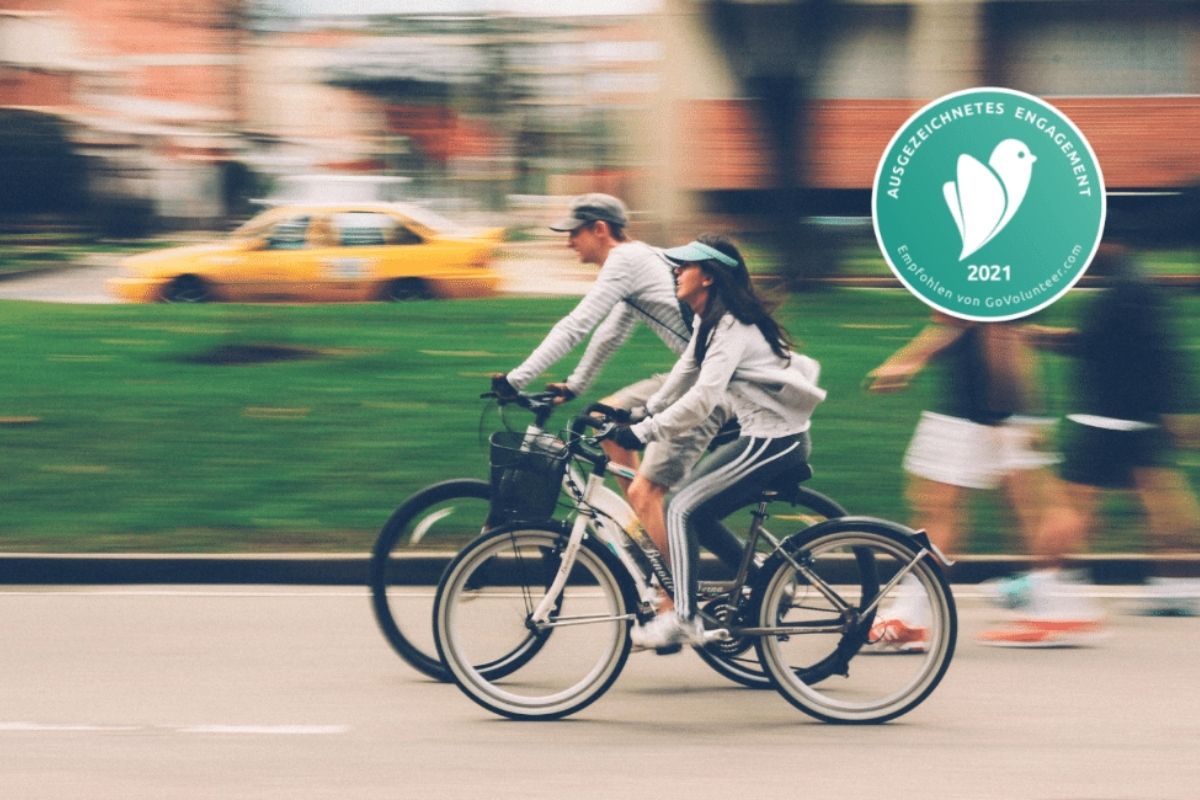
[490,372,519,401]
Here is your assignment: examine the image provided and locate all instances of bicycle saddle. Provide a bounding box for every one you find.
[760,462,814,497]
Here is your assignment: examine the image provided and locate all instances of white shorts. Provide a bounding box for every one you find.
[903,411,1057,490]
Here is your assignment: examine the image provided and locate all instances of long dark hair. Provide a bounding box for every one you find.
[691,234,793,364]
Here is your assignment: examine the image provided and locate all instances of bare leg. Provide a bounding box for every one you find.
[1133,466,1200,574]
[600,439,639,494]
[906,475,968,557]
[1032,476,1100,566]
[598,391,638,493]
[627,474,673,611]
[1001,467,1052,555]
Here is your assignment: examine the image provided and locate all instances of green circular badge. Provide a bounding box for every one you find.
[872,87,1105,321]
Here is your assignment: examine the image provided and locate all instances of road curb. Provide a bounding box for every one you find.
[2,552,1197,586]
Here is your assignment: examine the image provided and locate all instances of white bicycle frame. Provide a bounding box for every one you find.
[529,468,655,627]
[516,421,657,626]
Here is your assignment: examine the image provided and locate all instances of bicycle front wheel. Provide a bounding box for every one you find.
[434,524,636,720]
[369,479,491,681]
[754,520,957,724]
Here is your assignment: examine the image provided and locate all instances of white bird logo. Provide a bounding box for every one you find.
[943,139,1036,261]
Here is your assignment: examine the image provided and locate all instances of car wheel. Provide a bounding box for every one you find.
[162,275,212,303]
[382,278,431,301]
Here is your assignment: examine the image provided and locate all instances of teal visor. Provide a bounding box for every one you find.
[662,241,739,268]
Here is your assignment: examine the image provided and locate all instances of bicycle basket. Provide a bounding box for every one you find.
[488,431,570,524]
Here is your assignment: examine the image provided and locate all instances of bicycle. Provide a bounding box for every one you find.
[369,391,847,685]
[432,407,958,722]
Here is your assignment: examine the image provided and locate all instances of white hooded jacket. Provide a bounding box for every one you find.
[631,314,825,443]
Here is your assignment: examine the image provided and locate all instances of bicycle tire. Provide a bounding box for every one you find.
[754,518,957,724]
[434,523,638,720]
[693,485,848,689]
[369,479,492,681]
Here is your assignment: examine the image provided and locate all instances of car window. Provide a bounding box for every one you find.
[333,212,423,247]
[265,216,311,250]
[398,204,459,235]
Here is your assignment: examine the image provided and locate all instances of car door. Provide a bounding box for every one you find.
[222,213,316,301]
[327,211,419,300]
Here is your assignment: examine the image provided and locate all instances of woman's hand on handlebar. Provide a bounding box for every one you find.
[584,402,630,424]
[543,382,577,405]
[576,404,646,451]
[607,425,646,452]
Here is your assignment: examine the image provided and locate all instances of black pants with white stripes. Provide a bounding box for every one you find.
[667,433,812,620]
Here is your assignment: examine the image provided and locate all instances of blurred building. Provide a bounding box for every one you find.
[0,0,246,225]
[1,0,1197,235]
[651,0,1200,235]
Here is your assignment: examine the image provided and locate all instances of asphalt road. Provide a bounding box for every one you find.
[1,586,1196,800]
[0,262,122,304]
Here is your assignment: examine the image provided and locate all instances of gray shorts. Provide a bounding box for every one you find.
[606,374,729,489]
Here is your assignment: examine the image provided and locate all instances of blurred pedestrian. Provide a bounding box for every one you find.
[1013,244,1200,630]
[866,313,1077,650]
[491,194,742,569]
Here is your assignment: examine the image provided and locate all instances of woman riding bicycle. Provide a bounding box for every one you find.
[609,234,827,649]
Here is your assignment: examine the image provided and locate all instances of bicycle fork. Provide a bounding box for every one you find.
[528,473,640,630]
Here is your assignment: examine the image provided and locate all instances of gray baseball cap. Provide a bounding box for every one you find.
[548,193,629,232]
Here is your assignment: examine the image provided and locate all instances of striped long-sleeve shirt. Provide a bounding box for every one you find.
[507,241,691,395]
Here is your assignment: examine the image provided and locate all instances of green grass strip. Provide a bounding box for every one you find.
[0,289,1195,553]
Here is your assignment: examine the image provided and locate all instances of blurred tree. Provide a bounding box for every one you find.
[0,110,88,215]
[705,0,835,290]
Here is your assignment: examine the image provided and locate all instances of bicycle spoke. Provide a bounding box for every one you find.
[756,524,957,724]
[436,525,631,720]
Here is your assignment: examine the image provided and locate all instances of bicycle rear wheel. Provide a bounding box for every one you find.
[754,520,957,723]
[369,479,491,681]
[694,485,848,690]
[434,524,636,720]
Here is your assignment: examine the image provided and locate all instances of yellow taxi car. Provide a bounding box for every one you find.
[108,203,503,303]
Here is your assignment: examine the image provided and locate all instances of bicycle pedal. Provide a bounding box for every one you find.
[702,628,732,644]
[653,643,683,656]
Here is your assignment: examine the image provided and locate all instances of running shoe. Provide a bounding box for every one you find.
[860,618,929,654]
[980,573,1033,610]
[978,618,1107,648]
[1134,578,1200,618]
[630,611,705,650]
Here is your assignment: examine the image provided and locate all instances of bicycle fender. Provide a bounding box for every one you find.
[775,516,953,567]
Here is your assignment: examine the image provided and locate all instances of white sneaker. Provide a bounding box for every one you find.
[859,574,932,654]
[980,573,1033,610]
[630,611,704,650]
[1136,578,1200,617]
[1022,569,1105,623]
[979,569,1107,648]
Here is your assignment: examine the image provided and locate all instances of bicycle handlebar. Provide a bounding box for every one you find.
[479,389,560,407]
[584,402,631,424]
[479,389,628,459]
[565,402,632,458]
[479,389,562,428]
